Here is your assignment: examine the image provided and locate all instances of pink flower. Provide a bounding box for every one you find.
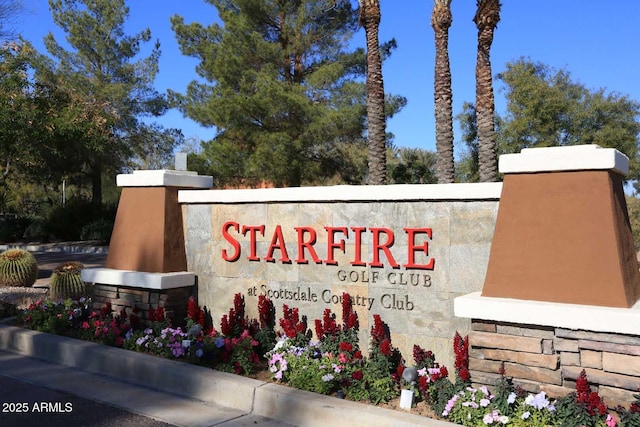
[81,321,90,330]
[606,414,617,427]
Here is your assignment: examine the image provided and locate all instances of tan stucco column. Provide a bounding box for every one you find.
[481,145,640,308]
[105,170,213,273]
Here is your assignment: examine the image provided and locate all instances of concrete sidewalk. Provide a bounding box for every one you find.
[0,325,456,427]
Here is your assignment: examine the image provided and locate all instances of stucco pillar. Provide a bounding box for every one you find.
[481,145,640,308]
[105,170,213,273]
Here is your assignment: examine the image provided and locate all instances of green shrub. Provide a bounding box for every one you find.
[46,199,116,241]
[0,215,29,243]
[80,218,113,243]
[23,217,48,241]
[0,249,38,287]
[49,261,89,300]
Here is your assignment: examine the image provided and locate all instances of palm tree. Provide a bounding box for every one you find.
[359,0,387,185]
[431,0,455,183]
[474,0,500,182]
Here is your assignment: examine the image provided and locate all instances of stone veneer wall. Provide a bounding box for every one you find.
[469,319,640,409]
[92,284,195,326]
[180,184,501,371]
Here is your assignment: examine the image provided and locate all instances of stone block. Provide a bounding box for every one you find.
[556,329,640,346]
[581,350,603,369]
[505,362,562,385]
[471,331,542,353]
[554,337,579,352]
[469,370,502,388]
[471,320,496,333]
[510,378,541,394]
[450,243,491,294]
[560,351,580,367]
[603,352,640,376]
[450,201,498,245]
[495,324,555,339]
[542,339,554,355]
[482,348,559,370]
[470,359,561,385]
[540,383,575,399]
[599,385,638,409]
[470,358,502,374]
[579,340,640,356]
[563,366,640,391]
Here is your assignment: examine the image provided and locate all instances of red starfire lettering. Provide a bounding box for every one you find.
[220,223,435,270]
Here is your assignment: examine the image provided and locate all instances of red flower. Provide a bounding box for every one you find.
[418,375,429,395]
[339,342,353,353]
[187,296,197,320]
[453,332,470,383]
[576,369,591,395]
[459,367,470,382]
[221,315,231,336]
[100,302,112,318]
[314,318,324,340]
[339,293,359,331]
[279,305,306,338]
[258,295,275,329]
[440,366,449,378]
[351,370,364,380]
[380,339,392,356]
[371,314,387,344]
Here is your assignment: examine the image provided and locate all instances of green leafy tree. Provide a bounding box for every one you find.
[171,0,404,188]
[0,0,24,41]
[388,147,437,184]
[497,58,640,183]
[454,102,479,183]
[454,101,505,183]
[31,0,172,204]
[128,124,185,170]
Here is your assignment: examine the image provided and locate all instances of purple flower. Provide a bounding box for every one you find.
[214,337,225,348]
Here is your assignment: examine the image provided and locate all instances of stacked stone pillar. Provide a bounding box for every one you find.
[455,145,640,409]
[82,170,212,324]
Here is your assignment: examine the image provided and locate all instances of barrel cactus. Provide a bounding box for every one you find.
[49,261,89,300]
[0,249,38,287]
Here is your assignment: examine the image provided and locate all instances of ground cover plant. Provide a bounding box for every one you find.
[9,291,637,426]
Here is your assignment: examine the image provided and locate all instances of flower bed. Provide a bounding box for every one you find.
[8,292,640,426]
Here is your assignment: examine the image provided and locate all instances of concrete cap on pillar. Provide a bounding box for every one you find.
[116,170,213,188]
[499,144,629,176]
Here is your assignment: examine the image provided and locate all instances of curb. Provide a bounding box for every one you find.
[0,324,457,427]
[0,242,109,254]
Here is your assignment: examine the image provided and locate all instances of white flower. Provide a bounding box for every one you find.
[507,392,516,404]
[321,374,334,382]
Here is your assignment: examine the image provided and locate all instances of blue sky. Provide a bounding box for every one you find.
[17,1,640,155]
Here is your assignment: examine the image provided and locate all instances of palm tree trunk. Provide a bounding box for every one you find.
[474,0,500,182]
[360,0,387,185]
[432,0,455,183]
